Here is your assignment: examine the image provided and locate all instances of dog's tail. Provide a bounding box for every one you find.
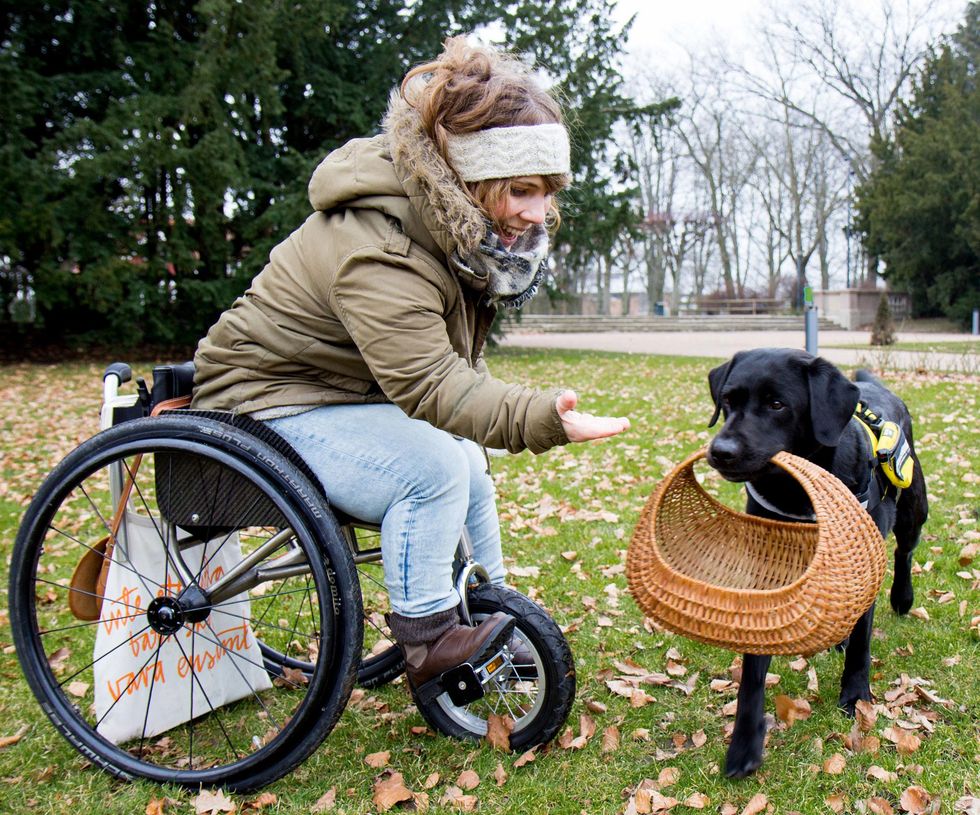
[854,369,881,385]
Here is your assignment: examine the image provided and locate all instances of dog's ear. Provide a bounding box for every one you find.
[707,355,738,427]
[807,356,860,446]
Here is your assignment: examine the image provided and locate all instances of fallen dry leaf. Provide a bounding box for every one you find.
[601,725,621,753]
[272,665,308,688]
[310,788,337,812]
[883,726,922,756]
[826,793,847,813]
[193,789,236,814]
[823,753,847,775]
[456,769,479,791]
[364,750,390,768]
[807,667,819,693]
[373,772,414,812]
[243,792,276,811]
[684,792,710,809]
[666,660,687,677]
[774,694,812,726]
[46,647,70,673]
[631,689,657,708]
[493,762,507,787]
[868,798,895,815]
[657,767,680,787]
[513,749,536,768]
[145,799,166,815]
[899,785,932,814]
[633,780,678,814]
[0,726,29,749]
[485,714,514,751]
[580,713,597,740]
[615,658,651,676]
[908,607,930,621]
[855,699,878,731]
[953,795,979,814]
[440,786,478,812]
[742,792,768,815]
[423,773,440,790]
[868,765,899,783]
[958,542,978,565]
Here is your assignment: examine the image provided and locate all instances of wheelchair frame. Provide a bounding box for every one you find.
[8,362,575,792]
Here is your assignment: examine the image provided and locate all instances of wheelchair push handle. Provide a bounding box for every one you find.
[103,362,132,386]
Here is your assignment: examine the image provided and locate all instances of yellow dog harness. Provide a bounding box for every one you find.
[854,402,915,490]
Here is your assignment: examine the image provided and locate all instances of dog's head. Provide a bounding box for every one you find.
[705,348,859,481]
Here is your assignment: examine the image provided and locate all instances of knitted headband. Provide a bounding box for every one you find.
[445,123,571,182]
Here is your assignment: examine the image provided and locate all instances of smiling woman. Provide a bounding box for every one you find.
[190,34,629,721]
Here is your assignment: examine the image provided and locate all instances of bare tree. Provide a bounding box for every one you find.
[674,79,760,299]
[726,0,951,283]
[745,132,792,297]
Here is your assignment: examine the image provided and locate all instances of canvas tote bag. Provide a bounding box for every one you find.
[93,511,272,744]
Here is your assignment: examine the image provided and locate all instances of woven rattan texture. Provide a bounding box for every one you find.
[627,450,886,655]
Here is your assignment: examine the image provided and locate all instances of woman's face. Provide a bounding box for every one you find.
[490,176,552,250]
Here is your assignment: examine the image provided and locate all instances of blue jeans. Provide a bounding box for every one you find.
[267,403,504,617]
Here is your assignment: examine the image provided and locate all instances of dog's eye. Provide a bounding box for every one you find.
[768,400,785,411]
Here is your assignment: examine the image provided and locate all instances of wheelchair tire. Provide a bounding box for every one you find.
[411,584,575,751]
[9,415,362,792]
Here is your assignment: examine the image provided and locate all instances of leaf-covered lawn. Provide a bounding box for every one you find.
[0,351,977,815]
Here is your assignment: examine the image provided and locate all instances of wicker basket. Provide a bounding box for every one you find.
[626,449,886,655]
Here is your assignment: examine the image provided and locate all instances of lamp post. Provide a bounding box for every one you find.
[845,166,855,289]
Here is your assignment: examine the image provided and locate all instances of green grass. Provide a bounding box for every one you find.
[0,351,977,814]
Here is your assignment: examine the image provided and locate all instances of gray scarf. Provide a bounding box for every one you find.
[451,223,550,309]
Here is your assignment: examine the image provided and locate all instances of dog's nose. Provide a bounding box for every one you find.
[708,436,739,465]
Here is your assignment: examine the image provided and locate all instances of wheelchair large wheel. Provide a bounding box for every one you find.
[412,584,575,751]
[9,415,361,792]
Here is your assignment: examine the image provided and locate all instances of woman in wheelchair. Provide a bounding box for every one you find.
[191,37,630,698]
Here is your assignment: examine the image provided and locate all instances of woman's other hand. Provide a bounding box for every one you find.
[556,390,630,443]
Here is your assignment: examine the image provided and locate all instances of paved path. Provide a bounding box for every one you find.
[500,329,979,373]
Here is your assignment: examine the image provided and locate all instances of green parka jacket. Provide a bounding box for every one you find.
[192,93,568,455]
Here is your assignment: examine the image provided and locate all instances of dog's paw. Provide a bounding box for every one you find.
[724,741,764,778]
[725,721,766,778]
[838,687,872,717]
[890,582,914,615]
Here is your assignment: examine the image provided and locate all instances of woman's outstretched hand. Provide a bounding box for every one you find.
[556,390,630,443]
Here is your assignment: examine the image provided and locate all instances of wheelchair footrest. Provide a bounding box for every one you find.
[414,648,510,706]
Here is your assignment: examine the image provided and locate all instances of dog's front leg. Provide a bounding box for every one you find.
[725,653,772,778]
[839,602,875,714]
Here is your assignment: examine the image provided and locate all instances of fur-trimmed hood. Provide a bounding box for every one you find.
[307,90,486,258]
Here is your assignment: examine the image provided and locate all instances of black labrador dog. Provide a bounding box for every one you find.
[705,348,928,778]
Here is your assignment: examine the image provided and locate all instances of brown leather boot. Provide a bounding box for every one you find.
[391,610,516,689]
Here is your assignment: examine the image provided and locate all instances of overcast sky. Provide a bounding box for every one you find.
[611,0,966,70]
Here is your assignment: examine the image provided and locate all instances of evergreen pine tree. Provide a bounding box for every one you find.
[870,293,897,346]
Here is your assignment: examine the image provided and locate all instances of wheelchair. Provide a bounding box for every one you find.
[9,363,575,792]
